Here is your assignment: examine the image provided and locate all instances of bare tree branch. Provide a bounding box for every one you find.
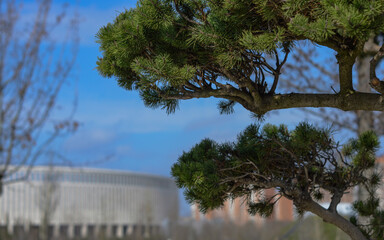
[0,0,78,192]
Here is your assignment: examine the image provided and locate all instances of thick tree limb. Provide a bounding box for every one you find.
[370,44,384,94]
[336,52,356,93]
[260,92,384,113]
[302,199,368,240]
[328,191,343,213]
[163,90,384,114]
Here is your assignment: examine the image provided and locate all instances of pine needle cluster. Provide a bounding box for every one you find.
[96,0,384,114]
[172,123,383,239]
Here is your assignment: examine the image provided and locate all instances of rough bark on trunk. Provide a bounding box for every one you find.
[356,47,375,227]
[303,200,367,240]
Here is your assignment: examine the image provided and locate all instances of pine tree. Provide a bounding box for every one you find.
[281,36,384,229]
[97,0,384,115]
[171,123,384,240]
[96,1,384,239]
[0,0,78,193]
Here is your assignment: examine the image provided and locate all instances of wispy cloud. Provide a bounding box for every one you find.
[76,2,136,46]
[63,128,117,152]
[73,98,255,135]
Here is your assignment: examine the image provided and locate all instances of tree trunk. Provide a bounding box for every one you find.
[303,200,367,240]
[356,49,375,226]
[356,54,374,135]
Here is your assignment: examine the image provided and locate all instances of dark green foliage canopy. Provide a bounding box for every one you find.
[96,0,384,115]
[171,123,383,239]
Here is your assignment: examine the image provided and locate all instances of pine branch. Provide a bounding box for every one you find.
[369,44,384,94]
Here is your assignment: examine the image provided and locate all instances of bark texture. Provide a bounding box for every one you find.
[302,200,367,240]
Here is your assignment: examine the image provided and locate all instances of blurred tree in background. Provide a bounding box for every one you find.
[0,0,78,193]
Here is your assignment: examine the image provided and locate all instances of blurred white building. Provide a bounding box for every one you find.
[0,166,178,238]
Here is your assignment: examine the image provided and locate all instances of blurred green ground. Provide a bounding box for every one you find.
[0,216,350,240]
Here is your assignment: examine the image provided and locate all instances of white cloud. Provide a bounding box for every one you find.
[74,98,253,135]
[75,2,136,46]
[115,145,132,155]
[63,128,116,151]
[71,94,310,144]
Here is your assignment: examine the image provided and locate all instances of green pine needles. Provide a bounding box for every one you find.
[172,123,383,240]
[97,0,384,115]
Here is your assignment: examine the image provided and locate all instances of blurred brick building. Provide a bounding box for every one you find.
[192,192,295,224]
[192,157,384,225]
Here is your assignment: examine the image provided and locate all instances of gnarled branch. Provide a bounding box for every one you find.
[370,44,384,94]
